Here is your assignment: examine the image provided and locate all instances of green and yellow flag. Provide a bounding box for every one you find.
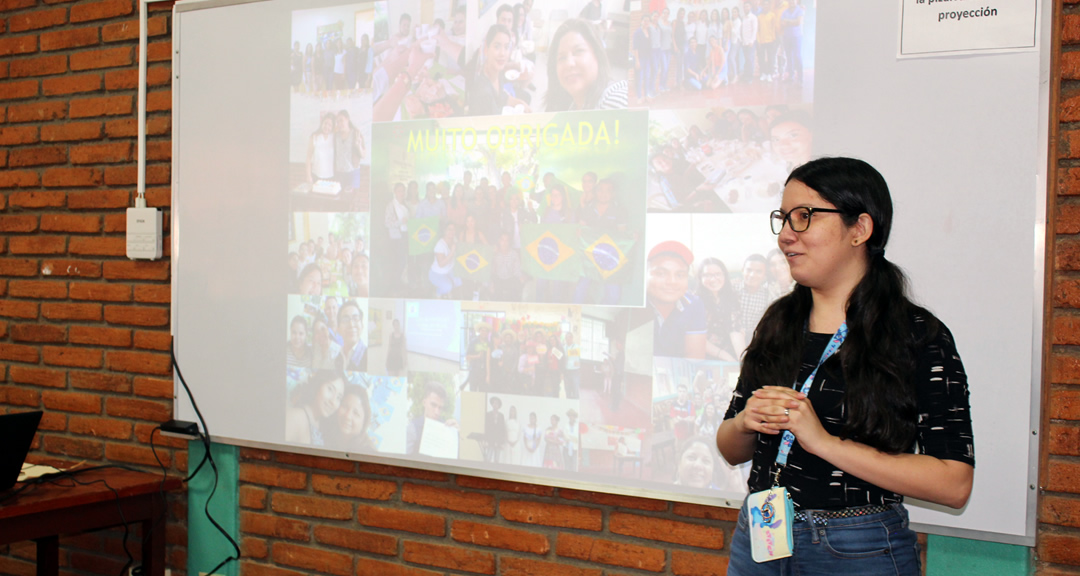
[521,223,581,281]
[455,242,493,283]
[408,216,440,255]
[580,227,636,282]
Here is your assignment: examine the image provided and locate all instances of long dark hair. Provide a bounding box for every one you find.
[740,157,939,453]
[544,18,611,111]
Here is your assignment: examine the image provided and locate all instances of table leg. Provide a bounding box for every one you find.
[142,516,165,576]
[35,535,59,576]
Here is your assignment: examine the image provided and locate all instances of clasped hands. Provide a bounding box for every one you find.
[736,386,835,456]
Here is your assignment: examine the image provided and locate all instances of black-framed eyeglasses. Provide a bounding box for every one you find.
[770,207,845,235]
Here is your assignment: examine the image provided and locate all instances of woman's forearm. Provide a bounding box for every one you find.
[716,414,755,465]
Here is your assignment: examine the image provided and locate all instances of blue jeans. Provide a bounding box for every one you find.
[728,501,920,576]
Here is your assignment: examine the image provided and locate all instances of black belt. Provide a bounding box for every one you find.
[793,504,892,526]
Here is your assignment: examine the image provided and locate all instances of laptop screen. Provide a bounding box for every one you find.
[0,411,43,492]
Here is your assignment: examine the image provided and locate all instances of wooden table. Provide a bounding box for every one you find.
[0,468,182,576]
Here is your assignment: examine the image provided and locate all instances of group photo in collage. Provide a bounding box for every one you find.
[282,0,817,497]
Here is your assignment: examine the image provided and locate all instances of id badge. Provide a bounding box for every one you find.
[746,487,794,563]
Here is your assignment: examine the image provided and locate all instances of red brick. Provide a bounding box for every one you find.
[133,330,170,351]
[1037,529,1080,566]
[0,170,40,188]
[69,236,125,256]
[70,141,132,164]
[70,0,132,23]
[239,447,272,461]
[8,146,66,167]
[10,54,67,78]
[8,8,66,32]
[103,260,169,281]
[104,304,169,327]
[240,537,268,560]
[40,27,98,51]
[9,235,65,255]
[0,79,38,100]
[1048,459,1080,494]
[37,412,66,432]
[41,121,100,142]
[42,435,103,459]
[0,300,39,319]
[0,214,39,232]
[451,520,549,555]
[0,386,40,407]
[41,214,101,233]
[609,512,724,550]
[9,365,65,388]
[42,389,101,410]
[11,323,66,343]
[101,15,165,42]
[271,493,352,520]
[69,325,131,347]
[0,258,39,276]
[1050,423,1080,457]
[67,188,128,208]
[403,541,494,575]
[128,377,169,400]
[41,302,103,321]
[240,512,310,542]
[1041,495,1080,529]
[146,140,170,161]
[276,452,354,472]
[356,503,445,536]
[1051,387,1080,420]
[311,474,395,500]
[239,463,307,490]
[146,64,169,87]
[239,485,267,510]
[402,483,495,516]
[356,462,448,482]
[69,94,130,118]
[7,101,66,122]
[500,500,603,531]
[69,415,131,440]
[105,350,170,375]
[10,190,65,208]
[43,345,103,368]
[1066,14,1080,44]
[272,542,352,576]
[0,125,39,145]
[560,489,668,511]
[671,502,740,522]
[0,35,37,57]
[105,396,170,422]
[500,558,602,576]
[41,74,101,96]
[42,167,103,187]
[71,370,130,392]
[457,476,555,497]
[106,443,170,467]
[313,525,396,555]
[146,89,170,112]
[9,280,66,300]
[147,40,169,62]
[354,559,442,576]
[671,549,729,576]
[556,533,665,572]
[70,46,132,71]
[41,259,102,277]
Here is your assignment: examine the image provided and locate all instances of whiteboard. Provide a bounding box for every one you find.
[172,0,1049,544]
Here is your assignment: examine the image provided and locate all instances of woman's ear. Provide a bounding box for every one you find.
[851,213,874,247]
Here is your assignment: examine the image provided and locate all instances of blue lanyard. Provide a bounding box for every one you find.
[774,322,847,468]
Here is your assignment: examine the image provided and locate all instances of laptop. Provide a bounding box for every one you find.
[0,411,43,491]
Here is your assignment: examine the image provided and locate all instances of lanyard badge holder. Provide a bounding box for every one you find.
[747,322,848,563]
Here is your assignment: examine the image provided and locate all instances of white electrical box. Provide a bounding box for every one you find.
[126,207,163,260]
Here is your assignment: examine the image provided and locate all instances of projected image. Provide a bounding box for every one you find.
[290,5,375,211]
[462,0,629,115]
[370,109,648,304]
[646,105,812,213]
[286,294,370,374]
[405,371,463,458]
[289,212,369,298]
[459,393,581,470]
[370,0,469,121]
[629,0,814,109]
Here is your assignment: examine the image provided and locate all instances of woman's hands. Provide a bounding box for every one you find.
[739,386,835,457]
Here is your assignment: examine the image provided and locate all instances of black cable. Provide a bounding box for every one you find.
[170,343,241,571]
[144,426,170,562]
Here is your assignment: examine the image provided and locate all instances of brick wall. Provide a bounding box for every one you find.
[0,0,1075,574]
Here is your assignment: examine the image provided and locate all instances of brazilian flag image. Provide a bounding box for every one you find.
[455,242,493,283]
[408,216,440,255]
[581,227,636,282]
[522,223,581,281]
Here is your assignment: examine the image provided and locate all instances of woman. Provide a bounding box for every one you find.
[770,110,813,170]
[459,212,487,245]
[286,315,312,369]
[303,43,315,92]
[522,412,543,467]
[728,7,742,84]
[285,369,345,446]
[696,402,723,439]
[505,405,522,465]
[780,0,805,84]
[311,313,340,370]
[673,8,687,87]
[430,222,461,298]
[545,19,628,111]
[386,318,406,377]
[306,113,335,186]
[448,184,469,230]
[695,257,743,361]
[348,252,369,298]
[467,25,528,116]
[330,383,373,452]
[334,110,366,197]
[535,185,574,302]
[673,436,718,489]
[542,414,565,469]
[297,263,323,296]
[766,247,794,300]
[717,157,974,574]
[357,34,371,90]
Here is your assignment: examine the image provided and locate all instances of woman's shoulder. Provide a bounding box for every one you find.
[597,80,629,110]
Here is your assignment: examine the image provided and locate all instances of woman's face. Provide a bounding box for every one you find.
[700,263,726,293]
[289,320,307,351]
[485,31,511,73]
[320,116,334,134]
[300,269,322,296]
[550,188,564,209]
[777,180,864,291]
[705,403,717,418]
[339,304,363,346]
[336,114,349,132]
[529,413,537,425]
[316,377,345,419]
[771,121,813,165]
[465,214,477,231]
[352,256,368,286]
[677,441,715,488]
[769,252,792,285]
[338,393,367,436]
[556,32,599,103]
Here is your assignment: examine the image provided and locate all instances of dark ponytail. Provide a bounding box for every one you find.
[740,157,939,454]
